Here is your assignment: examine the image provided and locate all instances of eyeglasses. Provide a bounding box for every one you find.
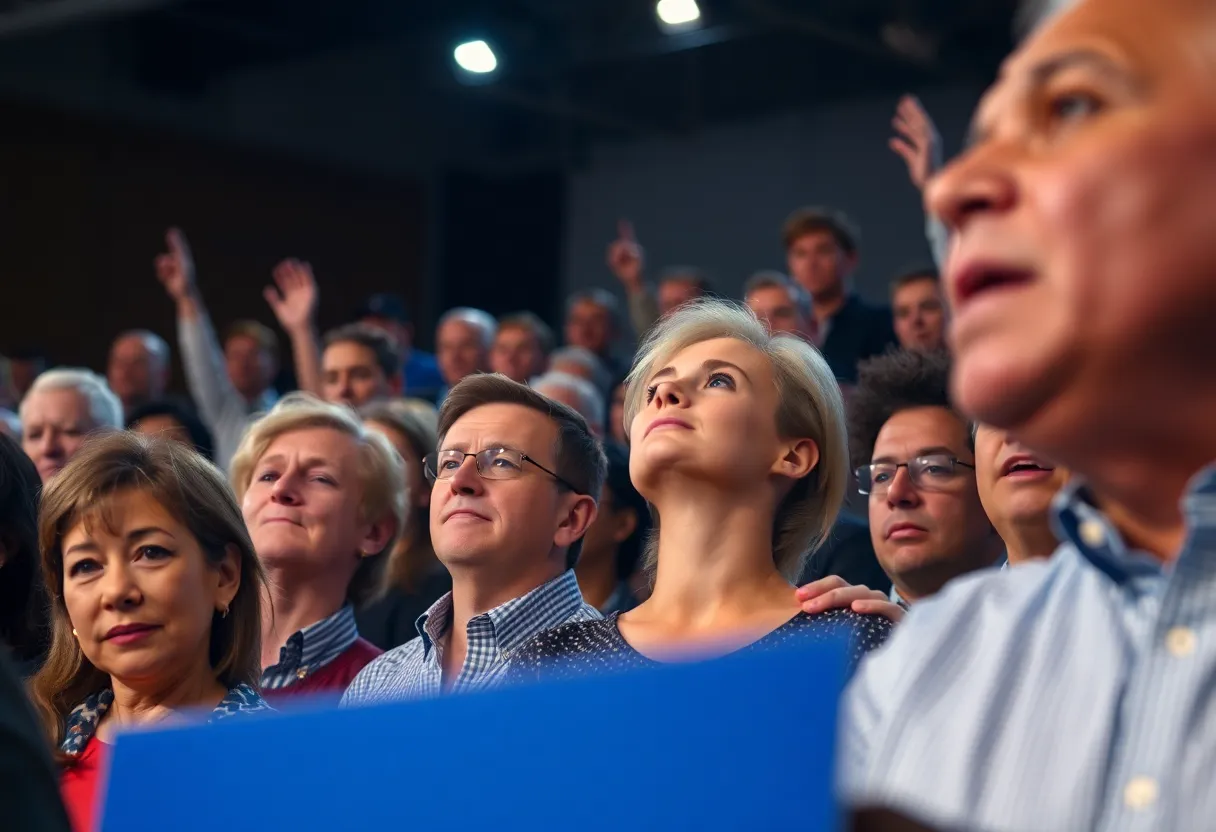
[424,447,584,494]
[855,454,976,496]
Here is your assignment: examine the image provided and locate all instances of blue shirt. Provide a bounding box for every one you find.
[842,465,1216,832]
[403,350,444,400]
[261,604,360,690]
[341,570,600,705]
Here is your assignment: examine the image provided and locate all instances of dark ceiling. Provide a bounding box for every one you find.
[0,0,1021,162]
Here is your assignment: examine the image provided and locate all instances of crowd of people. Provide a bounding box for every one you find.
[1,0,1214,828]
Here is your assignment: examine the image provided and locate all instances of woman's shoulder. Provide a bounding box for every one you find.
[211,683,273,720]
[784,609,894,654]
[512,616,623,664]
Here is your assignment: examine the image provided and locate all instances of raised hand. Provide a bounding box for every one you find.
[155,227,196,301]
[265,259,318,335]
[606,219,644,289]
[795,575,905,623]
[890,95,943,192]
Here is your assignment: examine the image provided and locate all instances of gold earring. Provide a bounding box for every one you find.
[72,629,78,637]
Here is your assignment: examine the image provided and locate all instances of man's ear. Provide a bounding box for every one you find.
[770,438,819,481]
[554,495,598,551]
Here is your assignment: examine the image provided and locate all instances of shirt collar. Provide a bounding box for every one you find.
[261,604,359,688]
[61,683,268,755]
[415,570,588,659]
[1051,462,1216,584]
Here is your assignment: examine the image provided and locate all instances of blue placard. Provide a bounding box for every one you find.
[101,636,846,831]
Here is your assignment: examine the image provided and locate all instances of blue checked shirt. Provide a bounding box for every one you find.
[842,464,1216,832]
[341,569,600,705]
[261,604,360,690]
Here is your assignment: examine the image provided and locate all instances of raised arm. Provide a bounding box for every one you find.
[890,95,950,270]
[265,258,322,397]
[156,228,239,427]
[607,220,659,336]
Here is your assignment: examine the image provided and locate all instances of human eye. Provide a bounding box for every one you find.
[920,457,954,477]
[67,558,101,578]
[1047,89,1105,124]
[488,450,523,471]
[136,545,173,561]
[706,371,735,390]
[256,468,279,483]
[871,466,893,484]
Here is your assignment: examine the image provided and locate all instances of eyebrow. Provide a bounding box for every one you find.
[871,446,960,465]
[440,442,520,454]
[64,526,177,557]
[648,359,753,385]
[966,48,1139,148]
[257,453,337,470]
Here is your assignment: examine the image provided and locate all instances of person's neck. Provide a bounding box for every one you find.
[644,486,794,628]
[998,517,1059,566]
[894,536,1006,603]
[1046,390,1216,562]
[261,566,350,669]
[811,283,848,323]
[442,557,566,684]
[105,655,225,740]
[575,549,619,611]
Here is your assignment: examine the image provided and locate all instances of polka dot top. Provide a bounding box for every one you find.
[507,608,892,684]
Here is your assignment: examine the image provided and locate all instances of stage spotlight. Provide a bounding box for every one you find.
[656,0,701,28]
[454,40,497,74]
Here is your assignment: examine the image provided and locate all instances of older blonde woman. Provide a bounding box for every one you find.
[510,299,891,679]
[29,433,268,832]
[355,399,452,650]
[230,393,407,699]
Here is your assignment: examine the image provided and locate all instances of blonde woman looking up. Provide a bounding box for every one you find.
[510,299,890,679]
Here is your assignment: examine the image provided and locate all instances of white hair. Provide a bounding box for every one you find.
[20,368,123,430]
[114,329,171,370]
[532,371,606,432]
[437,307,497,351]
[548,346,612,393]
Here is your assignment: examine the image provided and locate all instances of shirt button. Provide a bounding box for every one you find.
[1079,519,1106,548]
[1123,777,1158,810]
[295,667,309,680]
[1166,627,1196,657]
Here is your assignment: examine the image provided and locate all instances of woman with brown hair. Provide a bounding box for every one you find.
[354,400,451,650]
[28,432,269,832]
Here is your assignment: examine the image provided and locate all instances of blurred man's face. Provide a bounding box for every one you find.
[928,0,1216,460]
[490,325,546,384]
[974,424,1069,559]
[564,300,614,357]
[22,388,95,482]
[361,316,411,355]
[892,277,948,352]
[657,278,704,316]
[322,341,393,407]
[107,335,163,408]
[746,285,816,342]
[787,231,852,299]
[224,334,275,401]
[437,319,488,387]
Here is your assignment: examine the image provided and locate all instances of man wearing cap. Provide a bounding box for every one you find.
[357,293,445,401]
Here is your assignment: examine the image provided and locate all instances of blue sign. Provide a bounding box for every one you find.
[102,637,846,831]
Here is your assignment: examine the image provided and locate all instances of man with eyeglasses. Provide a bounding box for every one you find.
[849,349,1004,607]
[342,373,606,704]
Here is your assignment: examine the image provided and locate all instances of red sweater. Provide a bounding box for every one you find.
[261,638,382,702]
[60,737,106,832]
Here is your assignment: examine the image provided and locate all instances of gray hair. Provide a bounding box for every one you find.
[21,369,123,430]
[566,288,622,329]
[115,329,171,371]
[438,307,497,351]
[743,271,813,319]
[531,372,606,433]
[547,346,612,394]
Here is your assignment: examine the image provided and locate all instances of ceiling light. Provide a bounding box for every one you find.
[454,40,497,74]
[656,0,701,28]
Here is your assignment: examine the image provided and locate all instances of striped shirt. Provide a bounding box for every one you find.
[261,604,359,690]
[842,465,1216,832]
[341,570,600,705]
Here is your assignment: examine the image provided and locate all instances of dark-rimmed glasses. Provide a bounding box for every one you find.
[855,454,976,496]
[424,447,584,494]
